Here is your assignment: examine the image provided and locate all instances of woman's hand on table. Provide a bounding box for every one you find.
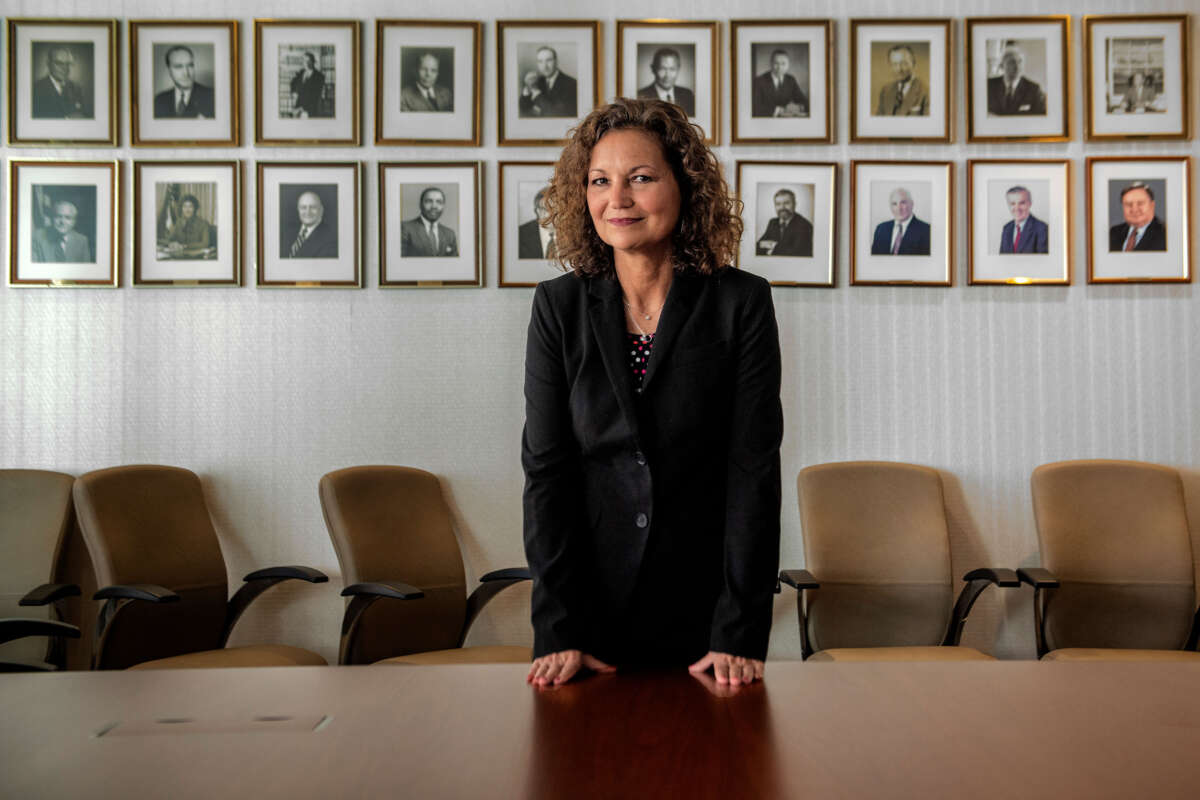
[688,651,764,686]
[527,650,615,687]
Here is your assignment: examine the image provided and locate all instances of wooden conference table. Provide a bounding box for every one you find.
[2,661,1199,798]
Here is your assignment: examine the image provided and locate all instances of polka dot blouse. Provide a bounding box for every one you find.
[626,332,655,394]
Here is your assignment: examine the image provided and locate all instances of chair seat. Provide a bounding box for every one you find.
[127,644,327,670]
[1042,648,1200,662]
[809,646,995,662]
[377,645,531,665]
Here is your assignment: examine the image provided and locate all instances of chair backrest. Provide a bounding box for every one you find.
[1031,460,1195,651]
[74,465,229,669]
[319,466,467,662]
[798,461,953,651]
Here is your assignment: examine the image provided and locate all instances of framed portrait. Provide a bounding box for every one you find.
[850,19,951,143]
[254,20,360,145]
[256,161,361,288]
[376,20,481,146]
[497,20,601,146]
[736,161,837,287]
[617,20,719,144]
[966,17,1070,143]
[1086,156,1192,284]
[6,18,117,146]
[1084,15,1191,141]
[133,160,241,286]
[851,160,953,286]
[130,21,240,147]
[7,160,118,288]
[967,160,1071,285]
[379,161,482,288]
[731,19,833,144]
[499,161,564,288]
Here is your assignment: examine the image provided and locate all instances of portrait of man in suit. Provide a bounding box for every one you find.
[986,45,1046,117]
[874,44,928,117]
[401,187,459,258]
[870,187,931,256]
[400,50,453,113]
[518,46,577,118]
[756,188,813,257]
[288,51,330,118]
[1109,182,1166,253]
[280,188,338,259]
[31,44,93,119]
[751,48,808,118]
[152,45,216,119]
[518,186,555,260]
[31,199,93,263]
[998,186,1049,255]
[637,47,696,116]
[1120,71,1162,113]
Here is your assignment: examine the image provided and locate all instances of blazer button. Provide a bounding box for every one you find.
[635,512,648,529]
[635,450,646,466]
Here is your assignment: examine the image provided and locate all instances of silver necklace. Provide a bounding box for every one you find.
[622,299,662,321]
[625,306,652,338]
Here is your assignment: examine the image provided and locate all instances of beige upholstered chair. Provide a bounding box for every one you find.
[1,470,84,671]
[319,466,531,665]
[74,465,329,670]
[1023,459,1200,661]
[779,461,1018,661]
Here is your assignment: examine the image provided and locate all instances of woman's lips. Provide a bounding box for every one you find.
[606,217,641,226]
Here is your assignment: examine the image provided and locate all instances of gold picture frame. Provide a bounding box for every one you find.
[735,160,838,287]
[850,18,952,143]
[617,19,720,144]
[730,19,834,144]
[130,21,240,147]
[254,19,361,146]
[498,160,561,288]
[850,160,954,286]
[6,18,119,146]
[497,20,602,146]
[967,159,1072,285]
[375,20,481,146]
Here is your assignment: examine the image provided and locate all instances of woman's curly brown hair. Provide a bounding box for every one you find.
[544,97,743,277]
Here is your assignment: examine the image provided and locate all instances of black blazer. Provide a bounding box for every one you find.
[522,268,782,665]
[153,83,216,118]
[871,216,931,256]
[1109,217,1167,252]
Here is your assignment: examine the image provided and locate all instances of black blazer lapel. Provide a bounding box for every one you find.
[641,273,701,391]
[587,278,641,442]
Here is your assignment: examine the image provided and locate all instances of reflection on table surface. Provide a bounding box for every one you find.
[157,242,217,260]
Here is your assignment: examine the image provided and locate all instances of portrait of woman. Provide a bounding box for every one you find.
[522,98,783,688]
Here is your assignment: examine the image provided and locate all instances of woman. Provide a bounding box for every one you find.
[165,195,211,252]
[522,98,782,688]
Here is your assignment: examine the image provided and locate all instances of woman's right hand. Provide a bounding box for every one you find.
[527,650,615,687]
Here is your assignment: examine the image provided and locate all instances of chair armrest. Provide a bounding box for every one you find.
[341,581,425,599]
[778,569,820,592]
[336,580,427,664]
[94,584,180,603]
[243,565,329,583]
[480,567,531,582]
[1017,567,1060,589]
[963,568,1020,587]
[942,567,1019,646]
[460,567,532,646]
[19,583,81,606]
[221,565,332,646]
[0,618,81,646]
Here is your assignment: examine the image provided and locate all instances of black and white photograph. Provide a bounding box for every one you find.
[7,19,117,145]
[8,160,117,287]
[377,20,480,146]
[967,17,1070,142]
[255,20,360,145]
[380,162,481,287]
[498,21,599,145]
[256,162,361,287]
[1085,15,1190,140]
[732,20,833,143]
[1087,156,1191,283]
[851,19,950,143]
[851,160,952,285]
[618,20,718,143]
[736,161,836,287]
[499,161,561,287]
[131,21,240,146]
[968,160,1070,285]
[133,161,241,285]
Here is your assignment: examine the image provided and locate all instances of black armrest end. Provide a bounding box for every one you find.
[94,584,180,603]
[0,618,82,645]
[1017,567,1060,589]
[479,567,531,582]
[243,565,328,583]
[341,581,424,600]
[963,568,1021,587]
[19,583,81,606]
[778,569,820,591]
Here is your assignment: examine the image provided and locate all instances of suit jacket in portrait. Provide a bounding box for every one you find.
[153,82,216,118]
[290,68,328,117]
[1122,86,1159,113]
[31,75,91,119]
[986,76,1047,116]
[875,76,927,116]
[166,216,212,248]
[751,71,808,117]
[518,219,551,259]
[280,220,337,259]
[1109,217,1167,252]
[871,216,931,255]
[400,217,459,257]
[999,215,1049,254]
[31,227,92,263]
[400,84,452,112]
[523,269,782,666]
[637,84,696,117]
[519,72,578,118]
[756,214,813,257]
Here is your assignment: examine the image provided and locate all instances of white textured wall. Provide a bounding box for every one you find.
[2,0,1198,665]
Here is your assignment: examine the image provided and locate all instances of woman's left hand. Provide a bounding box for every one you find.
[687,651,764,685]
